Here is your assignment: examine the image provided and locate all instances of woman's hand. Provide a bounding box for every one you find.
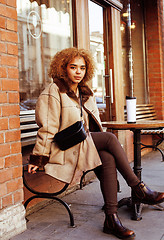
[28,164,39,174]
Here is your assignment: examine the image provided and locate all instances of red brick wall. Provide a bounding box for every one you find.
[0,0,24,209]
[144,0,164,119]
[158,0,164,117]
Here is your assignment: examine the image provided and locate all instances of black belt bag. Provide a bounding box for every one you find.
[54,120,86,150]
[54,88,87,151]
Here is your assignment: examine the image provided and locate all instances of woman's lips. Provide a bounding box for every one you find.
[74,76,81,80]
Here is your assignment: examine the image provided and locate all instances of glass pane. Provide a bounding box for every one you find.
[17,0,73,110]
[121,0,147,104]
[88,1,105,105]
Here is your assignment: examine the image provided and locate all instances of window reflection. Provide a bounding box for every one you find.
[88,1,105,104]
[17,0,73,110]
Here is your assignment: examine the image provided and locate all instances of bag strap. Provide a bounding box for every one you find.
[79,87,83,118]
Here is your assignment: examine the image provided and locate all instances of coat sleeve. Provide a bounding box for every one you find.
[29,85,61,166]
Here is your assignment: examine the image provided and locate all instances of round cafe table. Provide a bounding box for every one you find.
[102,120,164,220]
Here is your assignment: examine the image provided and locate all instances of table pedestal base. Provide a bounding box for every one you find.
[118,197,143,221]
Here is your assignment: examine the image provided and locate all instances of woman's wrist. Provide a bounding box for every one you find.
[29,154,49,167]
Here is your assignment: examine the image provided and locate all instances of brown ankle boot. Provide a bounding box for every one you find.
[103,213,135,239]
[132,182,164,205]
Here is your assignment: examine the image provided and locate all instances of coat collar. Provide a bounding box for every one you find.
[53,78,93,104]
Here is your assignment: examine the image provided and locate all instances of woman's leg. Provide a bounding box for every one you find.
[92,133,135,239]
[91,132,139,187]
[94,150,118,215]
[92,131,164,207]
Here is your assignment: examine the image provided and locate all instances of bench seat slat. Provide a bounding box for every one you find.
[21,131,38,139]
[21,138,37,147]
[20,123,38,131]
[136,114,157,119]
[20,110,35,115]
[136,106,154,110]
[20,116,35,123]
[124,104,157,122]
[136,110,156,115]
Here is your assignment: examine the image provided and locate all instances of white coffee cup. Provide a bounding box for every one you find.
[126,96,136,123]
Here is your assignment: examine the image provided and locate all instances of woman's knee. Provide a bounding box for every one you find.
[91,131,120,151]
[104,132,118,144]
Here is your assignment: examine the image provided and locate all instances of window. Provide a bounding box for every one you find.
[17,0,73,110]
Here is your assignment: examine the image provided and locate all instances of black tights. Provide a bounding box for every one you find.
[91,132,140,214]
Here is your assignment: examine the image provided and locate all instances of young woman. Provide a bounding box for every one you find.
[28,47,164,239]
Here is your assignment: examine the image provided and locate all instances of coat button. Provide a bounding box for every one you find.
[73,151,77,155]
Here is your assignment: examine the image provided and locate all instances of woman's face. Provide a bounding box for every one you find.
[66,56,86,86]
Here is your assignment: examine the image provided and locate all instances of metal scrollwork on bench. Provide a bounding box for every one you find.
[23,165,75,227]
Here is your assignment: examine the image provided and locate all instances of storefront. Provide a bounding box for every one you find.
[17,0,124,123]
[18,0,164,130]
[0,0,164,239]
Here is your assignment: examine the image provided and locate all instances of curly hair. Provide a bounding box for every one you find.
[48,47,96,86]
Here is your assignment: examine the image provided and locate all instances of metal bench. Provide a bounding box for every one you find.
[125,104,164,161]
[20,105,164,167]
[20,111,75,226]
[20,104,164,147]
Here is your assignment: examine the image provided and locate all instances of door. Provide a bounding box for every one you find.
[88,0,113,121]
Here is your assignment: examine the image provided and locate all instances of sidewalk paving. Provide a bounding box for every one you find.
[11,150,164,240]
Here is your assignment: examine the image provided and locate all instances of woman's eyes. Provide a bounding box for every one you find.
[70,67,86,70]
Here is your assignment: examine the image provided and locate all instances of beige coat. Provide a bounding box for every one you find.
[30,81,103,183]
